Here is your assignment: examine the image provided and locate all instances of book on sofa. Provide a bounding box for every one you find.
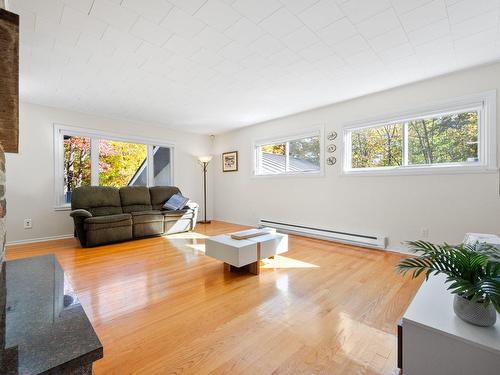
[162,193,189,211]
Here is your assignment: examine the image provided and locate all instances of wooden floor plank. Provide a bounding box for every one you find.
[6,221,421,374]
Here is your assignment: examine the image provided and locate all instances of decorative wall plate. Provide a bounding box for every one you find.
[327,131,337,141]
[327,144,336,153]
[326,156,336,165]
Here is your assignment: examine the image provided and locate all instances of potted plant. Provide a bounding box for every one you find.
[397,240,500,327]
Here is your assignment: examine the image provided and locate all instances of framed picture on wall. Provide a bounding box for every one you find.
[222,151,238,172]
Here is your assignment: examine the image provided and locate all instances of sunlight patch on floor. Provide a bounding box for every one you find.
[261,255,319,269]
[337,312,395,373]
[185,243,206,252]
[163,232,208,240]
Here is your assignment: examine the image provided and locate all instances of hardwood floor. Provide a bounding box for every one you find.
[6,221,421,375]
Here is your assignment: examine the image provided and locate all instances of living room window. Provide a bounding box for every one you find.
[54,125,174,208]
[254,130,322,176]
[343,91,496,175]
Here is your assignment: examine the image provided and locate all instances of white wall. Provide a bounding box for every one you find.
[5,102,212,243]
[213,62,500,252]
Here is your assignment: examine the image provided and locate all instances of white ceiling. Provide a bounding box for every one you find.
[8,0,500,134]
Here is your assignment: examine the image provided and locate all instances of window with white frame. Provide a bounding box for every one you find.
[343,91,496,174]
[254,131,322,176]
[55,125,174,207]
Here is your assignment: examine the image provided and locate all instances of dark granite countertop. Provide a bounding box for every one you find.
[5,255,103,375]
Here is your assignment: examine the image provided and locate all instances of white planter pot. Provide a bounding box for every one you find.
[453,295,497,327]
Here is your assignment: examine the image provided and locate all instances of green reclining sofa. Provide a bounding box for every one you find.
[70,186,198,247]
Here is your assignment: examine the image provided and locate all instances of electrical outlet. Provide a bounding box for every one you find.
[421,228,429,239]
[23,218,32,229]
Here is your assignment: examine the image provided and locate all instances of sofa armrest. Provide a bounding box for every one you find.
[185,202,199,210]
[70,209,92,218]
[70,209,92,248]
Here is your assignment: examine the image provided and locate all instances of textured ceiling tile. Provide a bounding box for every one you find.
[340,0,391,24]
[21,0,65,23]
[63,0,94,14]
[161,7,206,38]
[224,17,265,44]
[450,10,499,39]
[280,0,320,14]
[10,0,500,133]
[91,0,139,31]
[60,6,108,38]
[163,34,201,57]
[391,0,435,14]
[298,0,344,30]
[170,0,208,15]
[356,8,400,39]
[398,0,447,32]
[369,27,408,52]
[220,41,254,61]
[130,18,172,46]
[330,34,370,58]
[232,0,282,23]
[318,17,357,45]
[298,42,334,62]
[193,26,232,51]
[407,18,450,46]
[122,0,173,24]
[260,8,303,39]
[282,26,319,51]
[194,0,241,31]
[447,0,500,24]
[249,34,286,56]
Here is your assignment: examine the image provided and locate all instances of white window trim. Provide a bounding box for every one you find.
[341,90,497,176]
[53,123,175,209]
[252,126,324,178]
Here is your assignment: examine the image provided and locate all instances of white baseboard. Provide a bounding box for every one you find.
[6,234,74,246]
[213,217,413,255]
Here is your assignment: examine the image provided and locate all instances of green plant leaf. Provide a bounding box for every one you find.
[397,241,500,313]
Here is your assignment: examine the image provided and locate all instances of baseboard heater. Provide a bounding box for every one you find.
[259,219,387,249]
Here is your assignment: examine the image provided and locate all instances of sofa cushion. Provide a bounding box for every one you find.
[162,209,195,223]
[149,186,181,210]
[161,208,190,216]
[86,226,132,247]
[119,186,152,213]
[131,211,164,224]
[72,186,123,216]
[84,213,132,231]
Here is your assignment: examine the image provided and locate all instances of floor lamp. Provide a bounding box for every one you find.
[198,155,212,224]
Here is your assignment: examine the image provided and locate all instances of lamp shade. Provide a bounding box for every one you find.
[198,155,212,163]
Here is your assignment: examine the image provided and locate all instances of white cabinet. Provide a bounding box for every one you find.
[401,275,500,375]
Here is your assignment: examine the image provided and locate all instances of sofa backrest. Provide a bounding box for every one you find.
[149,186,181,210]
[119,186,152,213]
[71,186,123,216]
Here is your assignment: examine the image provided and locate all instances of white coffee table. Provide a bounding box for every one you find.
[205,228,288,275]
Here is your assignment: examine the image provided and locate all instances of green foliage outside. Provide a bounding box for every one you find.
[64,138,148,193]
[99,141,147,187]
[261,143,285,155]
[290,137,320,165]
[261,136,320,165]
[64,136,91,194]
[351,112,478,168]
[351,124,403,168]
[408,112,478,164]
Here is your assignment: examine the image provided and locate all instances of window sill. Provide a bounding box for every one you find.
[341,165,498,177]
